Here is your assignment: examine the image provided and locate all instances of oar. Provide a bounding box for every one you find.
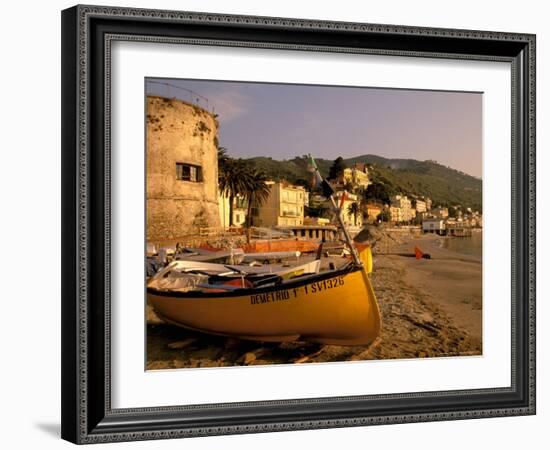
[224,265,247,274]
[184,268,227,276]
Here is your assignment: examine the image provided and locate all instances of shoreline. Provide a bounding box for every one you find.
[370,233,482,358]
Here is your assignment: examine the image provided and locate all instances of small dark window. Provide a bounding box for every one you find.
[176,163,203,182]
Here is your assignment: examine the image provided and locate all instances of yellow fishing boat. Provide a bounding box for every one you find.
[147,155,381,346]
[147,250,380,345]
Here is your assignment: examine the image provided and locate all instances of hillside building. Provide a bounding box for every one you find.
[390,195,416,222]
[389,206,404,223]
[415,199,427,213]
[344,163,370,189]
[331,163,370,191]
[433,207,449,218]
[365,203,384,223]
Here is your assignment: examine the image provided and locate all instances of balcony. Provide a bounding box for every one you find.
[281,210,300,217]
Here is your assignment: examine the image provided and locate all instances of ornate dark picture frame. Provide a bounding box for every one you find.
[61,4,536,444]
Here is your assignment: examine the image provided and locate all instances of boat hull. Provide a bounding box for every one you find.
[148,267,381,346]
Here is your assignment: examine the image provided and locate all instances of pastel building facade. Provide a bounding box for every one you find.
[365,203,384,222]
[333,191,363,227]
[331,163,370,190]
[252,181,306,227]
[390,195,416,222]
[218,195,247,228]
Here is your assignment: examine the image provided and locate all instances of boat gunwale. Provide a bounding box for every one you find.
[147,263,361,299]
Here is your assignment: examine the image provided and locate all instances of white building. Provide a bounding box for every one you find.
[422,218,446,234]
[219,194,247,228]
[332,191,363,227]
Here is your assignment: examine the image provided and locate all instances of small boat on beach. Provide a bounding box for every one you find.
[148,247,380,345]
[147,155,381,346]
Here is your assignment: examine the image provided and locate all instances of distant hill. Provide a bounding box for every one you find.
[244,154,482,211]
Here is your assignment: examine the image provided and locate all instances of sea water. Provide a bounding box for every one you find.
[440,230,482,258]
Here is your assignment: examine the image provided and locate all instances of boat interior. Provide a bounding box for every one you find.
[148,260,359,298]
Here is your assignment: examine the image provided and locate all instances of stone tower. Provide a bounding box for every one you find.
[146,96,221,242]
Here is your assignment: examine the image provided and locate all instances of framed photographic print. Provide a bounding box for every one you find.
[61,5,536,444]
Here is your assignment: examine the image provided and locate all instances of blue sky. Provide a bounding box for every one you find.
[146,78,482,178]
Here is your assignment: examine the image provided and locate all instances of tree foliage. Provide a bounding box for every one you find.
[363,182,393,204]
[377,209,391,222]
[243,170,271,227]
[328,156,347,180]
[245,153,482,211]
[346,202,360,226]
[218,149,271,230]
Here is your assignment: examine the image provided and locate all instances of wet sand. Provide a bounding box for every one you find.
[146,231,482,369]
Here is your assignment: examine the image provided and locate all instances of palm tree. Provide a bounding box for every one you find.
[242,169,271,242]
[218,156,249,227]
[347,201,360,226]
[217,147,230,168]
[359,198,370,223]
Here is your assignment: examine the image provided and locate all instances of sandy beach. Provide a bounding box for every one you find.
[146,229,482,369]
[367,232,482,360]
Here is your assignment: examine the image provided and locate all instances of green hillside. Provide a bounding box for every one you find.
[244,154,482,211]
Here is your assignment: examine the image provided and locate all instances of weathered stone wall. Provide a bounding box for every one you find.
[146,96,220,241]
